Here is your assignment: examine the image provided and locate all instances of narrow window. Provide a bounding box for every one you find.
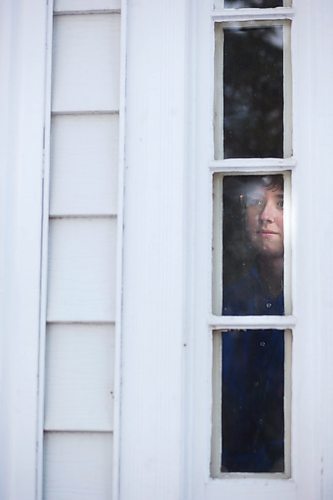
[222,329,285,472]
[214,21,292,159]
[212,329,292,475]
[224,26,283,158]
[222,174,284,316]
[211,173,291,475]
[211,3,293,478]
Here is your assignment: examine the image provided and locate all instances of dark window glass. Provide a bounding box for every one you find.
[222,329,285,473]
[224,0,283,7]
[222,174,284,316]
[223,26,283,158]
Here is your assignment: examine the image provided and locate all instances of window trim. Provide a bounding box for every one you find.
[185,0,322,498]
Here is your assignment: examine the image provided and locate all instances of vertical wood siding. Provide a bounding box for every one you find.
[43,5,120,499]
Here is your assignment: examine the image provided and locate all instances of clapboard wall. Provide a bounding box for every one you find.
[43,2,121,499]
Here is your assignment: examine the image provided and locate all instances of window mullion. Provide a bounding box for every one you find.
[209,314,296,329]
[212,7,294,22]
[210,158,296,173]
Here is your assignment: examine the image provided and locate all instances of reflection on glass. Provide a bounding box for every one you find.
[222,329,285,472]
[224,0,283,7]
[223,26,283,158]
[222,175,284,316]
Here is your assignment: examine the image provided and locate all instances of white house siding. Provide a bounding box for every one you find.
[43,3,121,499]
[1,2,333,500]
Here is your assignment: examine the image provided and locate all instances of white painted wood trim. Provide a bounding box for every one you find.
[49,214,118,219]
[204,477,297,499]
[54,0,120,12]
[307,0,333,497]
[212,7,294,21]
[36,0,55,498]
[51,110,119,115]
[54,9,121,15]
[119,0,188,498]
[209,315,296,329]
[283,20,293,158]
[284,170,292,315]
[0,1,48,499]
[210,158,296,172]
[46,319,116,326]
[112,0,127,499]
[184,0,215,497]
[290,3,321,496]
[181,0,199,498]
[212,174,223,315]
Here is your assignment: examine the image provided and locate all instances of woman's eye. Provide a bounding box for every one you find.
[247,197,265,207]
[277,199,284,209]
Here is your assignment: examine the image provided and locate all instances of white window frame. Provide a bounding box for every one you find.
[185,0,327,499]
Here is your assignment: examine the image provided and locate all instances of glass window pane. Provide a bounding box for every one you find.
[213,0,292,7]
[222,175,284,316]
[222,25,284,158]
[224,0,283,7]
[222,329,285,473]
[211,329,291,477]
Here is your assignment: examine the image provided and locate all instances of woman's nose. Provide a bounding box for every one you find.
[259,201,276,222]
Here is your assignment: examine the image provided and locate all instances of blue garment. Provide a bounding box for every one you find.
[222,267,284,473]
[223,265,284,316]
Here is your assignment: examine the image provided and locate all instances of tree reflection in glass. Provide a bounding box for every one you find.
[223,26,283,158]
[224,0,283,7]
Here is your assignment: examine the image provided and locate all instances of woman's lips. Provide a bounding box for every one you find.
[258,230,279,236]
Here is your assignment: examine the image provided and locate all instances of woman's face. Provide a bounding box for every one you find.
[245,184,284,259]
